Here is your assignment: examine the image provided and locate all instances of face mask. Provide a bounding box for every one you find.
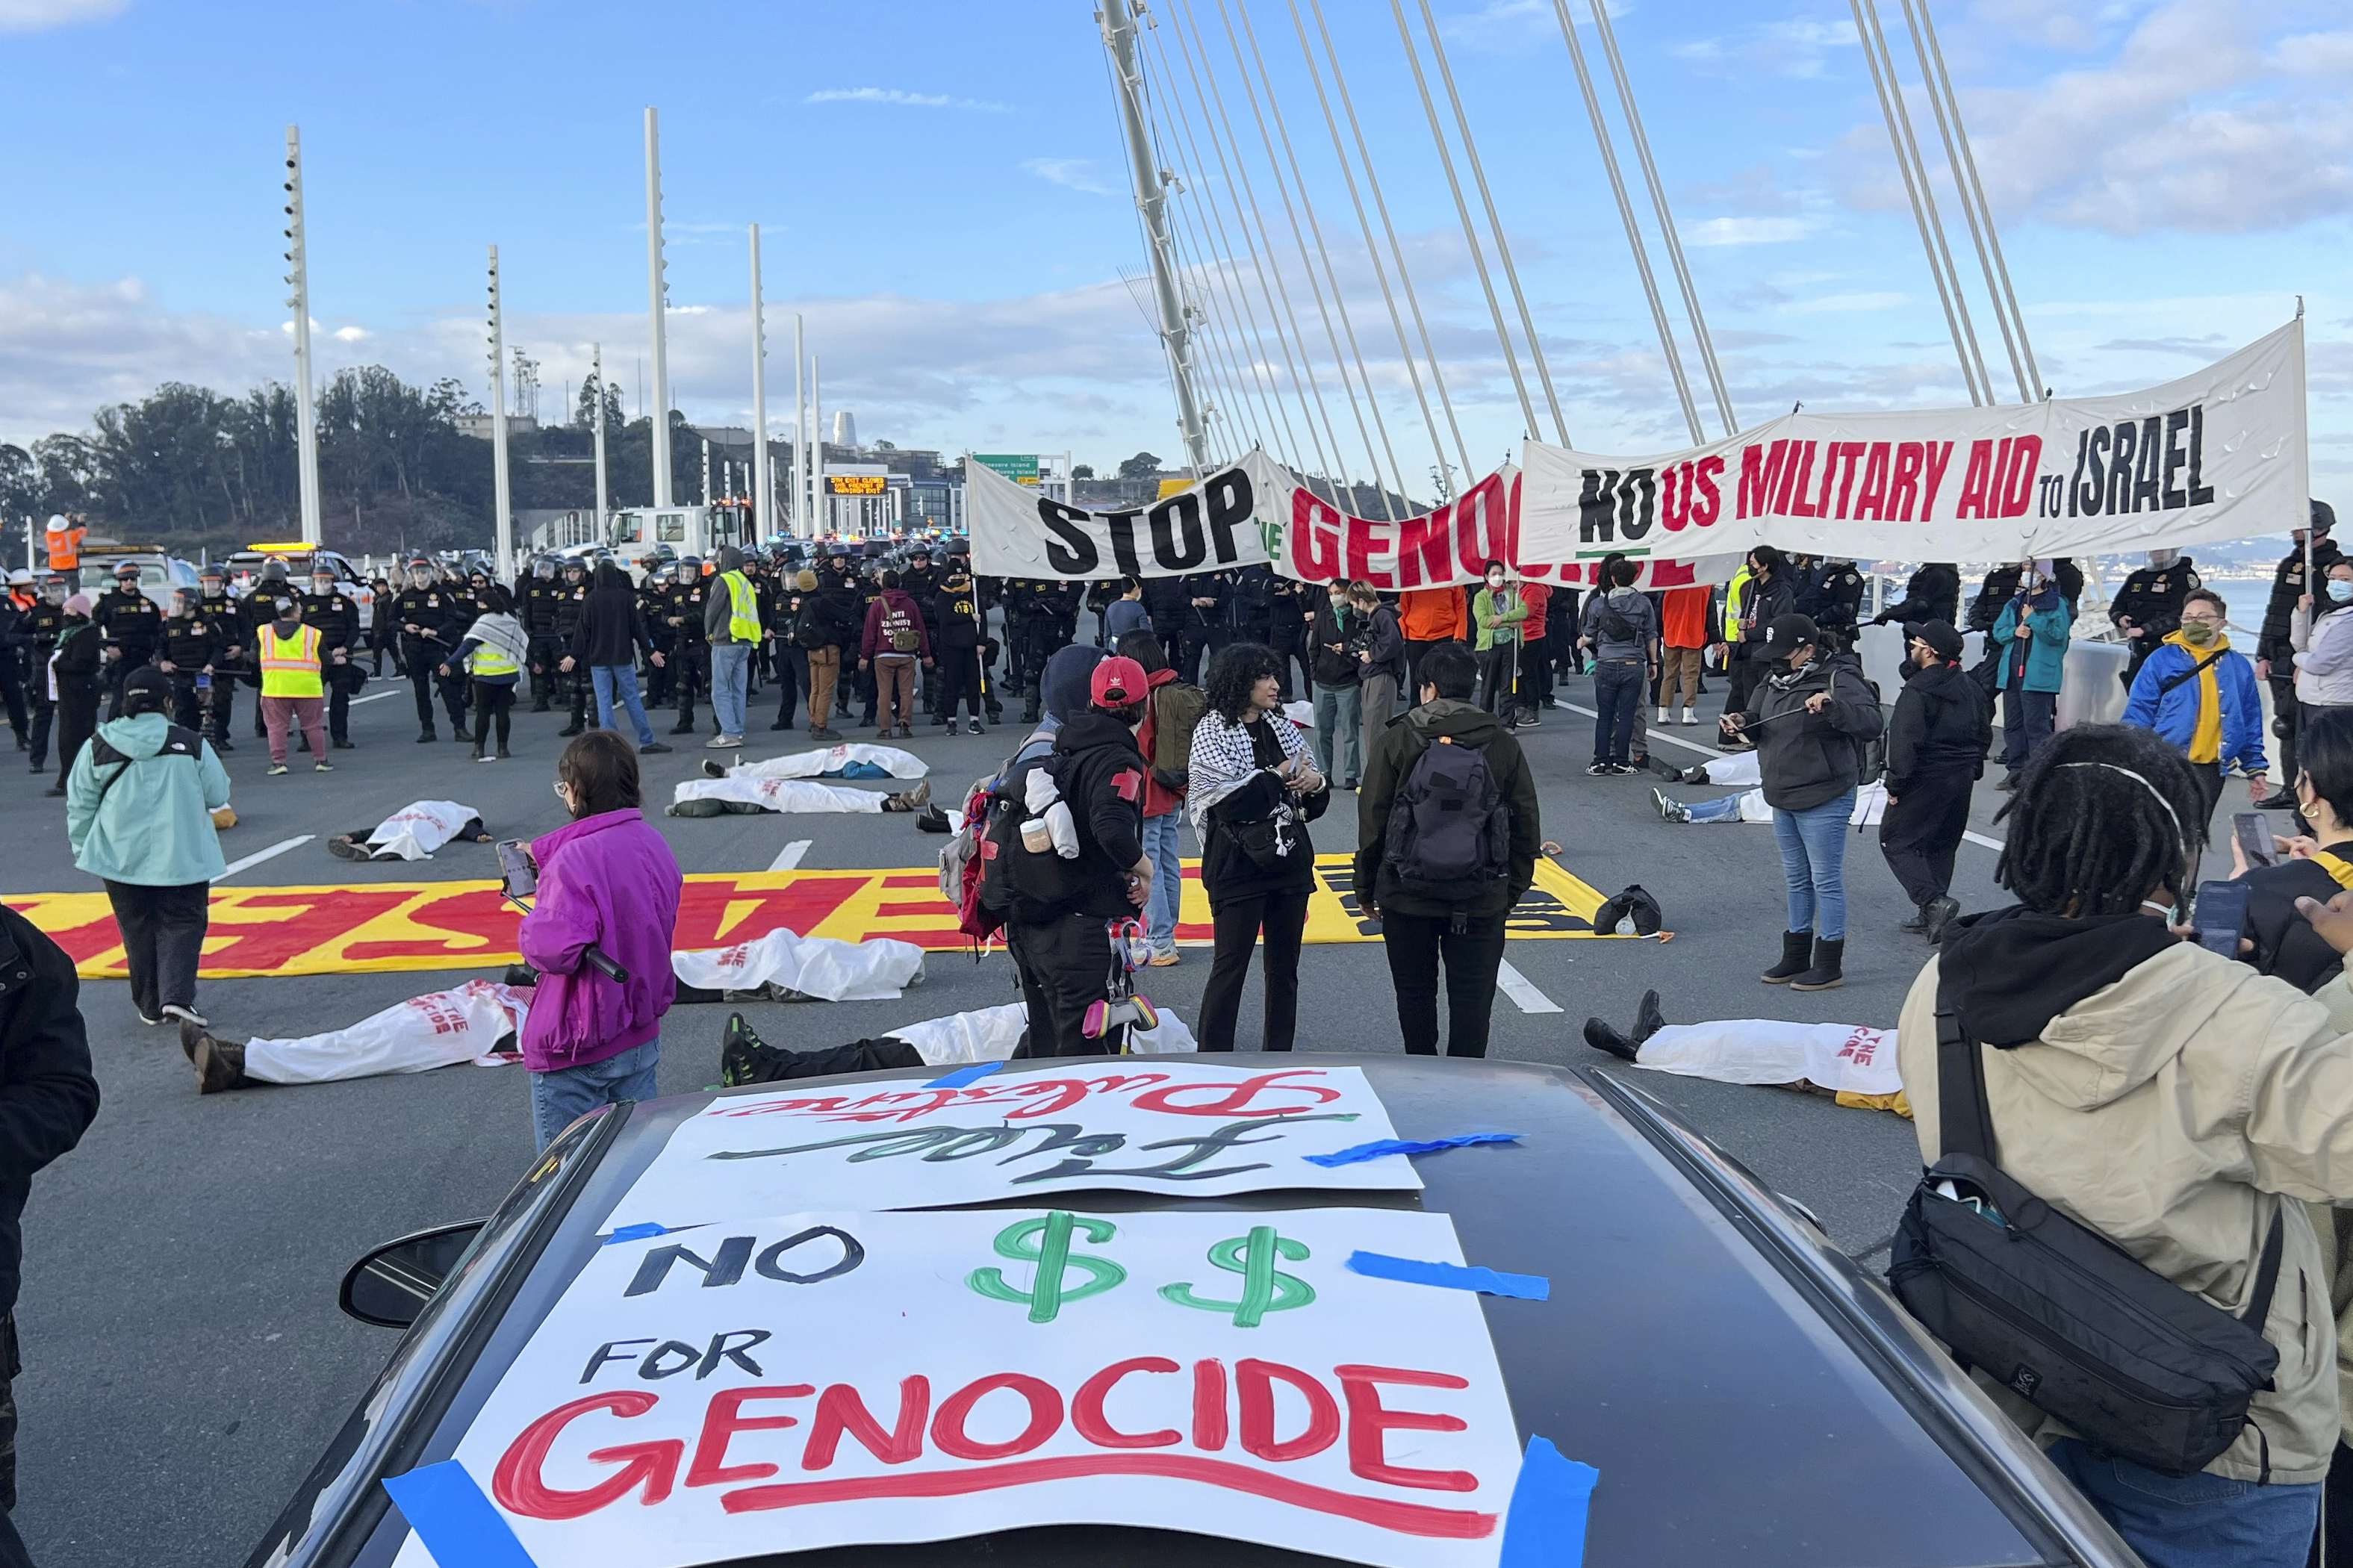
[1485,576,1505,591]
[2180,621,2219,647]
[2329,580,2353,604]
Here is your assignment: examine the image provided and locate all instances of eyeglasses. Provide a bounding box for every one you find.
[2180,612,2224,624]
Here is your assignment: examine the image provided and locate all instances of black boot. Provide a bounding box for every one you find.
[1760,929,1812,983]
[417,726,436,743]
[1632,988,1666,1044]
[1790,937,1845,992]
[1581,1017,1640,1061]
[1922,896,1961,945]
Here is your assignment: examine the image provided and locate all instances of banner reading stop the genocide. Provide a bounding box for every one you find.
[1518,320,2309,566]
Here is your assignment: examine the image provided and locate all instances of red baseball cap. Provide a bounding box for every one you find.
[1090,655,1148,707]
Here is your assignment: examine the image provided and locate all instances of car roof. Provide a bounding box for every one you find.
[281,1054,2118,1568]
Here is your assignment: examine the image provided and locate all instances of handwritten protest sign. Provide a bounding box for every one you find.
[606,1063,1418,1231]
[391,1207,1520,1568]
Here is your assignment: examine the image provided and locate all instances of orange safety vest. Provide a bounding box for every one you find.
[258,623,324,698]
[45,523,82,571]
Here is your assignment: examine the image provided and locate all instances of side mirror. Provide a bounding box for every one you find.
[338,1219,488,1329]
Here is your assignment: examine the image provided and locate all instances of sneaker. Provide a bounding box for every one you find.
[161,1002,208,1029]
[267,763,288,776]
[1148,951,1181,968]
[314,761,334,772]
[327,836,372,861]
[476,750,497,763]
[702,758,732,779]
[1651,787,1676,819]
[638,741,672,754]
[190,1030,249,1094]
[1517,712,1541,729]
[137,1011,166,1027]
[809,726,843,741]
[1680,708,1697,725]
[1611,762,1641,775]
[1588,762,1614,776]
[967,719,986,735]
[1655,707,1669,725]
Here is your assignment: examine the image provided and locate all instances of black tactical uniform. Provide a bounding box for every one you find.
[19,594,66,771]
[851,571,886,725]
[639,572,676,706]
[553,570,594,733]
[2260,517,2343,800]
[1870,563,1961,629]
[1266,575,1314,700]
[92,578,162,718]
[1795,560,1865,647]
[391,577,468,738]
[1004,580,1054,723]
[1964,564,2022,635]
[155,603,221,733]
[901,556,943,715]
[664,569,712,732]
[299,582,361,746]
[520,567,568,711]
[193,581,245,746]
[1176,573,1228,685]
[2109,556,2201,685]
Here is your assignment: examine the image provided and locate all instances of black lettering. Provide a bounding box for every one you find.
[2066,428,2088,517]
[2161,408,2191,509]
[1104,511,1144,577]
[1036,501,1099,575]
[624,1236,755,1298]
[1202,467,1255,563]
[638,1340,704,1380]
[580,1338,658,1384]
[2188,405,2215,505]
[1618,468,1657,541]
[754,1225,866,1285]
[697,1328,772,1380]
[2104,421,2136,515]
[1578,469,1619,544]
[2132,415,2163,514]
[1148,492,1207,570]
[2080,426,2109,517]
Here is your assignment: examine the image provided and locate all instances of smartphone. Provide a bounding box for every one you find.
[194,671,211,691]
[2192,880,2252,956]
[495,840,537,898]
[2234,812,2278,868]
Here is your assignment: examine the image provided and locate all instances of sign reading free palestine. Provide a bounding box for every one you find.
[391,1207,1521,1568]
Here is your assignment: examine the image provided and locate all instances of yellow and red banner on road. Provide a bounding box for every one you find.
[10,856,1618,980]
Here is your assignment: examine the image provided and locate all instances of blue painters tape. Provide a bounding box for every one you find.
[383,1460,538,1568]
[1499,1437,1599,1567]
[602,1222,673,1246]
[1345,1250,1551,1301]
[926,1060,1005,1089]
[1304,1131,1523,1167]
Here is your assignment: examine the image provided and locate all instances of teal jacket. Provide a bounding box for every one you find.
[1991,593,2072,694]
[66,712,231,886]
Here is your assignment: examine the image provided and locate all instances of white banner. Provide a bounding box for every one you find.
[1521,320,2309,564]
[605,1062,1417,1231]
[406,1206,1522,1568]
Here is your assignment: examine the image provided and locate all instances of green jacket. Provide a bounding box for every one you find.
[1353,697,1541,921]
[66,712,231,886]
[1472,586,1526,651]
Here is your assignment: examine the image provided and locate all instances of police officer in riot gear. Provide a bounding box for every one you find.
[2257,503,2341,806]
[520,556,566,712]
[391,558,468,740]
[299,566,362,748]
[93,561,163,718]
[193,564,243,749]
[2109,548,2201,685]
[20,574,68,773]
[639,561,677,706]
[155,588,221,734]
[665,556,712,733]
[553,558,594,735]
[1795,559,1865,647]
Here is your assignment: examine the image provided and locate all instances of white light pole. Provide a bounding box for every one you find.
[792,314,806,538]
[644,107,674,508]
[749,223,772,545]
[590,341,610,536]
[282,125,323,546]
[810,354,824,539]
[487,246,514,579]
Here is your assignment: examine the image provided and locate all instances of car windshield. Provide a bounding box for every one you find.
[79,561,164,590]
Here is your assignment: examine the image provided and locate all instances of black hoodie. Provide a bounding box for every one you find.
[1048,711,1149,918]
[1938,906,2181,1048]
[1883,658,1992,795]
[1739,649,1884,812]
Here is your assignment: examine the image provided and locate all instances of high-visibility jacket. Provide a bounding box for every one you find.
[1722,565,1754,644]
[720,570,760,642]
[258,623,323,698]
[45,521,82,571]
[467,637,520,679]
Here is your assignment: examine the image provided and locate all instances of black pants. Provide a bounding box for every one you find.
[0,1313,22,1568]
[646,641,676,706]
[104,651,150,720]
[1199,891,1309,1052]
[167,673,205,732]
[0,657,23,741]
[1009,911,1122,1057]
[1178,633,1216,687]
[936,645,983,721]
[1999,687,2057,774]
[1724,653,1765,718]
[1271,631,1313,701]
[672,643,710,726]
[774,644,808,727]
[2271,676,2301,792]
[1517,639,1553,711]
[528,635,565,709]
[54,682,98,783]
[104,878,208,1021]
[1880,771,1974,908]
[1402,638,1449,703]
[1380,909,1508,1058]
[404,641,466,729]
[1477,644,1518,720]
[204,668,235,744]
[326,665,352,742]
[472,680,515,749]
[2187,759,2226,829]
[26,694,52,771]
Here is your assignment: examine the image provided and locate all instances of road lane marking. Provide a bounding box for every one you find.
[216,835,312,881]
[1496,960,1563,1015]
[348,689,402,705]
[768,839,811,871]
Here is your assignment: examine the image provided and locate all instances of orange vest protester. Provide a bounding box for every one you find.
[1398,586,1467,642]
[1661,585,1713,650]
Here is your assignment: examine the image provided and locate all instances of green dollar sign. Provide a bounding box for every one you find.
[968,1210,1127,1324]
[1157,1225,1316,1327]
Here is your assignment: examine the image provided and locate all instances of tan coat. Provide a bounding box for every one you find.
[1898,940,2353,1484]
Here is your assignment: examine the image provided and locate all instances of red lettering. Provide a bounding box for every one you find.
[688,1385,814,1487]
[1831,441,1868,517]
[1853,441,1891,520]
[1395,505,1453,588]
[1919,440,1956,517]
[1999,435,2043,517]
[1072,1357,1181,1449]
[1737,441,1785,520]
[1236,1358,1341,1463]
[931,1373,1063,1462]
[1334,1364,1475,1493]
[1344,515,1393,588]
[1781,441,1819,515]
[1810,441,1844,515]
[1192,1358,1228,1451]
[1289,494,1342,582]
[1690,454,1723,526]
[493,1392,683,1520]
[1659,463,1688,530]
[1128,1068,1341,1117]
[1888,441,1925,520]
[801,1378,931,1469]
[1954,439,1995,518]
[1453,476,1508,581]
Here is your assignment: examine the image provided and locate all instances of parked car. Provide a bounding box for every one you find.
[72,544,201,612]
[246,1055,2136,1568]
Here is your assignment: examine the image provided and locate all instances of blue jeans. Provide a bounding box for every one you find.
[1591,659,1644,763]
[1142,810,1184,955]
[2045,1439,2318,1568]
[1314,682,1362,784]
[710,643,751,738]
[530,1038,660,1150]
[1682,793,1745,824]
[1771,788,1854,940]
[591,664,658,746]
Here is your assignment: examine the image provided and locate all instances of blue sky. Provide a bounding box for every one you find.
[0,0,2345,505]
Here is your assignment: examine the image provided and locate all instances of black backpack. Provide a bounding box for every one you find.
[1380,733,1511,905]
[975,738,1094,924]
[1887,974,2284,1478]
[1594,591,1638,644]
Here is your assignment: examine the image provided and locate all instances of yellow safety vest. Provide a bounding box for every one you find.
[468,636,520,679]
[258,623,323,698]
[1723,566,1753,643]
[721,570,760,642]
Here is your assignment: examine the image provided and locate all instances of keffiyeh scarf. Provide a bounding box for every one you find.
[1186,706,1314,835]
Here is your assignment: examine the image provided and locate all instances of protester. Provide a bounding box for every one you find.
[2123,587,2266,823]
[1582,989,1907,1115]
[1470,561,1526,727]
[1349,582,1405,765]
[1355,641,1539,1059]
[1579,556,1659,775]
[791,568,853,743]
[1127,632,1202,968]
[1307,579,1364,788]
[1514,578,1551,724]
[562,560,670,755]
[438,600,529,762]
[64,667,230,1028]
[43,593,102,798]
[858,569,933,740]
[700,545,759,749]
[1104,577,1150,647]
[1722,545,1794,739]
[1189,644,1328,1051]
[1396,584,1464,697]
[515,731,684,1148]
[1989,559,2071,789]
[0,906,100,1568]
[1878,620,1990,942]
[255,598,334,777]
[2234,704,2353,994]
[176,978,529,1095]
[1724,613,1883,991]
[2257,503,2339,807]
[1654,582,1711,726]
[2290,558,2353,717]
[1900,721,2353,1568]
[1007,656,1154,1057]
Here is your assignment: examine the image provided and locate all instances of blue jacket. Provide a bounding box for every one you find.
[2124,635,2268,775]
[66,712,231,886]
[1991,593,2071,693]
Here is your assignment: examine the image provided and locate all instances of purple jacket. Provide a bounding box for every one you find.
[516,808,683,1072]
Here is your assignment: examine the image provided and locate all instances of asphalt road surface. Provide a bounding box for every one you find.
[1,647,2261,1565]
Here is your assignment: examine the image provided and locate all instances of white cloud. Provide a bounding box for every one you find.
[0,0,125,32]
[1673,16,1857,78]
[802,87,1007,113]
[332,325,369,342]
[1022,158,1112,195]
[1779,290,1909,314]
[1685,216,1815,246]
